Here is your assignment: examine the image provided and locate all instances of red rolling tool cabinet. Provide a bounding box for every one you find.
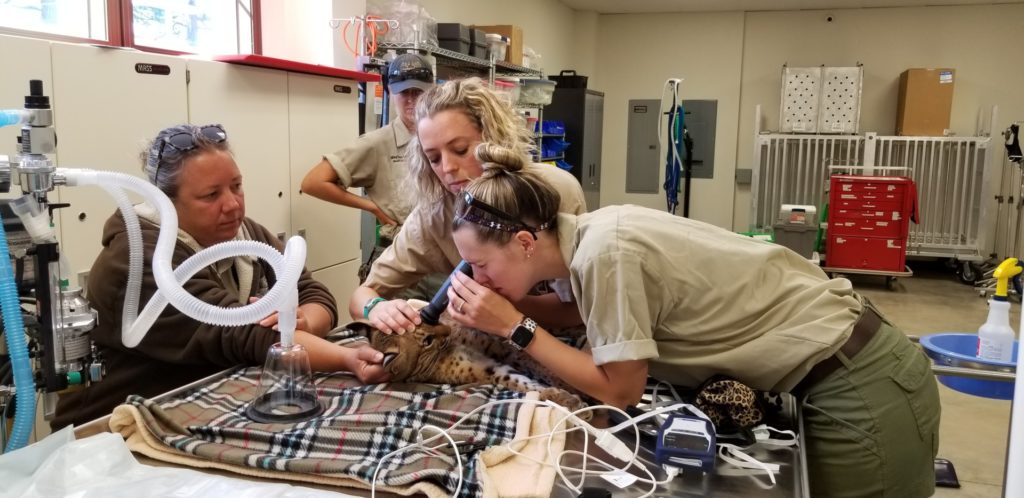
[826,175,919,274]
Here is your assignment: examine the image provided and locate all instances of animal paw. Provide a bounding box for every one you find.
[538,387,586,412]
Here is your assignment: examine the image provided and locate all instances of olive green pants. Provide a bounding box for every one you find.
[802,311,940,498]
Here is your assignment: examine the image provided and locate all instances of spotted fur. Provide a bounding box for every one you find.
[346,319,585,410]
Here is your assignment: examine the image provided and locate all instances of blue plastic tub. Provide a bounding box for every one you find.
[919,333,1018,400]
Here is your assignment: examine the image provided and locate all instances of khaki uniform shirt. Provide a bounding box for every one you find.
[557,205,862,393]
[365,163,587,296]
[323,119,416,238]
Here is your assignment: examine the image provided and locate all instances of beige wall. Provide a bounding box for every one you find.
[260,0,335,65]
[261,2,1024,237]
[591,4,1023,232]
[732,4,1024,231]
[570,10,599,82]
[594,12,745,228]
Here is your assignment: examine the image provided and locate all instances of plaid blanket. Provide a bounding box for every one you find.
[110,366,534,498]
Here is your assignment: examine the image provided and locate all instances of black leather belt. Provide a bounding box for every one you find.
[796,306,883,393]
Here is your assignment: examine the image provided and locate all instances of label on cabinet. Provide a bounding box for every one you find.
[134,63,171,76]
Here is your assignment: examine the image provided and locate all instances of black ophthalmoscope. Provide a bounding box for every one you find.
[419,260,474,325]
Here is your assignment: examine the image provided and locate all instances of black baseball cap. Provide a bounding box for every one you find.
[387,53,435,94]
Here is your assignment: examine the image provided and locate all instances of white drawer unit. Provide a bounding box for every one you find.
[50,42,188,277]
[186,59,290,241]
[312,258,360,314]
[286,72,361,272]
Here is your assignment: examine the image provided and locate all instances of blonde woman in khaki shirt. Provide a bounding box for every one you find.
[350,78,587,333]
[444,152,940,498]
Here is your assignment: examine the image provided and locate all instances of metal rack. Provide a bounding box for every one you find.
[375,42,541,82]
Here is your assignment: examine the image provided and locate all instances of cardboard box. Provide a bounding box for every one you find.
[472,24,523,66]
[896,68,955,136]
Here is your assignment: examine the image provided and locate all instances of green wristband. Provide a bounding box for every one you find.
[362,297,386,319]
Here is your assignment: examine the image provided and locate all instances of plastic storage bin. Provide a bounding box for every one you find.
[775,225,818,259]
[549,70,588,89]
[438,23,471,55]
[493,80,518,106]
[773,204,818,258]
[485,33,507,62]
[520,79,556,105]
[469,29,487,59]
[495,76,521,104]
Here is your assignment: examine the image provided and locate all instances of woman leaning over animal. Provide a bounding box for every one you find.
[349,77,587,334]
[443,147,941,498]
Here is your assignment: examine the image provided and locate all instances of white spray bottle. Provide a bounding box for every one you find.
[978,258,1020,362]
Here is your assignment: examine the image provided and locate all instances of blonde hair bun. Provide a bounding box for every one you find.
[476,142,525,174]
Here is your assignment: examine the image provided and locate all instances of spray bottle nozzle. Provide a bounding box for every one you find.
[993,258,1023,300]
[419,260,474,325]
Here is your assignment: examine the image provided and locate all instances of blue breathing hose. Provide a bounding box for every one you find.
[0,110,26,128]
[0,210,35,452]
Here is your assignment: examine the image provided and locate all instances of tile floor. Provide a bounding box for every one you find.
[852,260,1013,498]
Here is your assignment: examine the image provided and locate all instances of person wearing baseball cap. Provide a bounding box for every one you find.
[301,53,435,289]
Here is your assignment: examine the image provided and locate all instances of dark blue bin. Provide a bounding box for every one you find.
[920,333,1018,400]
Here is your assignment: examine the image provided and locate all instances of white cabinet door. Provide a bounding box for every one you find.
[287,72,361,271]
[50,43,188,278]
[312,258,360,316]
[186,60,290,242]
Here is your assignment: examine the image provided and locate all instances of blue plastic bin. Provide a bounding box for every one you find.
[919,333,1018,400]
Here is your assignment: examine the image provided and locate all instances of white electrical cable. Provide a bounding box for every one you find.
[649,380,684,407]
[543,401,641,494]
[556,449,675,498]
[367,394,793,498]
[369,398,551,497]
[370,424,464,498]
[717,443,780,485]
[607,402,709,434]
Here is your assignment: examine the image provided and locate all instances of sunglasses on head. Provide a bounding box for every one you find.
[389,66,433,85]
[154,124,227,182]
[457,191,551,240]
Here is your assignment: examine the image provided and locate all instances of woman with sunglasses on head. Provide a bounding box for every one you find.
[350,78,587,334]
[443,151,940,498]
[52,124,389,430]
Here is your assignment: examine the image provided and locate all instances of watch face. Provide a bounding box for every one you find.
[510,325,534,349]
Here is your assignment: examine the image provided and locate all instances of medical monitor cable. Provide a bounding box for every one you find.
[658,78,684,214]
[367,395,770,497]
